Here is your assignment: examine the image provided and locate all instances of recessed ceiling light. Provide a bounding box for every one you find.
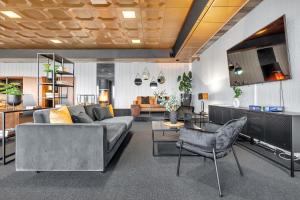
[132,39,141,44]
[256,29,267,35]
[50,39,62,44]
[90,0,110,5]
[122,11,136,19]
[1,11,22,18]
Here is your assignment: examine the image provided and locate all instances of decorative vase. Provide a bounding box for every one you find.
[157,97,163,105]
[233,98,240,108]
[169,111,178,124]
[7,94,22,106]
[181,93,192,106]
[47,71,53,82]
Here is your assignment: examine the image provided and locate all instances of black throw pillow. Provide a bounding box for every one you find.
[93,107,113,121]
[71,112,93,123]
[84,104,101,121]
[141,96,149,104]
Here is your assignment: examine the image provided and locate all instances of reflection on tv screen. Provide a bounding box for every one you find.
[227,16,291,86]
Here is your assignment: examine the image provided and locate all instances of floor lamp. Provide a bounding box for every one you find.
[198,93,208,113]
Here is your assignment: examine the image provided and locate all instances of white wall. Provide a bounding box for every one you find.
[192,0,300,112]
[114,62,189,108]
[0,61,189,108]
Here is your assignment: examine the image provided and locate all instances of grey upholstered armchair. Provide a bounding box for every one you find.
[176,117,247,197]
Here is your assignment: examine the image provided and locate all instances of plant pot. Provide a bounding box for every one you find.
[181,93,192,106]
[169,111,178,124]
[47,72,53,82]
[233,98,240,108]
[7,94,22,106]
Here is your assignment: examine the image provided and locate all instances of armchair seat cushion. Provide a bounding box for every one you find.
[176,142,228,159]
[179,128,216,149]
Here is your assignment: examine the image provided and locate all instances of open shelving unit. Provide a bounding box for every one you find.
[37,53,75,108]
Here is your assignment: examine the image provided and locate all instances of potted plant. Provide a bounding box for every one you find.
[177,71,192,106]
[43,64,59,81]
[0,82,22,106]
[233,86,242,108]
[160,95,181,124]
[153,89,167,104]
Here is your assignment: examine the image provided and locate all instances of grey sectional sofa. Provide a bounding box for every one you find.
[16,104,133,172]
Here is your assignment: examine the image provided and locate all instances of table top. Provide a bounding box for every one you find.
[152,121,182,131]
[0,106,44,114]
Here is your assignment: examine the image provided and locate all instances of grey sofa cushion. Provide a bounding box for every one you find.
[100,116,133,130]
[106,124,127,152]
[93,107,113,121]
[84,104,101,121]
[91,122,126,152]
[71,112,93,123]
[33,109,51,123]
[68,105,86,116]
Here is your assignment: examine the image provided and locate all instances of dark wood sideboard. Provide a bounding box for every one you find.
[208,105,300,177]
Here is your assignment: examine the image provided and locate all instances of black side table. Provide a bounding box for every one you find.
[193,112,209,128]
[1,107,44,165]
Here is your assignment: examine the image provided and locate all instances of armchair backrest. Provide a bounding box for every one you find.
[215,117,247,151]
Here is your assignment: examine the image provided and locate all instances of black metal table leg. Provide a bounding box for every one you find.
[152,130,155,156]
[291,149,295,177]
[2,112,6,165]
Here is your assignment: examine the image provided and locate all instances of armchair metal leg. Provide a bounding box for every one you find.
[232,147,243,176]
[176,141,183,177]
[213,148,223,197]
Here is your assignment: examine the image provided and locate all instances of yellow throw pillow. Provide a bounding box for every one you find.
[107,104,114,117]
[50,106,73,124]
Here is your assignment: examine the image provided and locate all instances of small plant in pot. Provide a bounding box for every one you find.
[177,71,192,106]
[0,82,22,106]
[233,86,242,108]
[160,95,181,124]
[43,64,59,81]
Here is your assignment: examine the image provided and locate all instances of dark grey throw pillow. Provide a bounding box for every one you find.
[71,112,93,123]
[84,104,101,121]
[93,107,113,121]
[141,96,149,104]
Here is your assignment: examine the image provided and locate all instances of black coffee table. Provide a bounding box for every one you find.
[152,121,195,156]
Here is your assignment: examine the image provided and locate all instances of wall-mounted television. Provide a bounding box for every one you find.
[227,15,291,86]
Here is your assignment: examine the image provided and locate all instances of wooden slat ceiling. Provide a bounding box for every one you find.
[176,0,263,62]
[0,0,262,62]
[0,0,193,49]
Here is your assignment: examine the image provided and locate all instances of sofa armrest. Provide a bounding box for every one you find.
[16,123,107,171]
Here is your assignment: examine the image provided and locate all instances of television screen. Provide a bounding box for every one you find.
[227,16,291,86]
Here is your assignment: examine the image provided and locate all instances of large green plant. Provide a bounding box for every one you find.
[177,71,192,94]
[0,82,22,96]
[233,86,242,98]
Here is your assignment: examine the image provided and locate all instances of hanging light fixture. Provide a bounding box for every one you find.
[157,71,166,84]
[134,73,142,86]
[142,67,150,80]
[234,63,243,75]
[150,76,158,90]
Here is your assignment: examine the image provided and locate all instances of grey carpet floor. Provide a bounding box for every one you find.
[0,122,300,200]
